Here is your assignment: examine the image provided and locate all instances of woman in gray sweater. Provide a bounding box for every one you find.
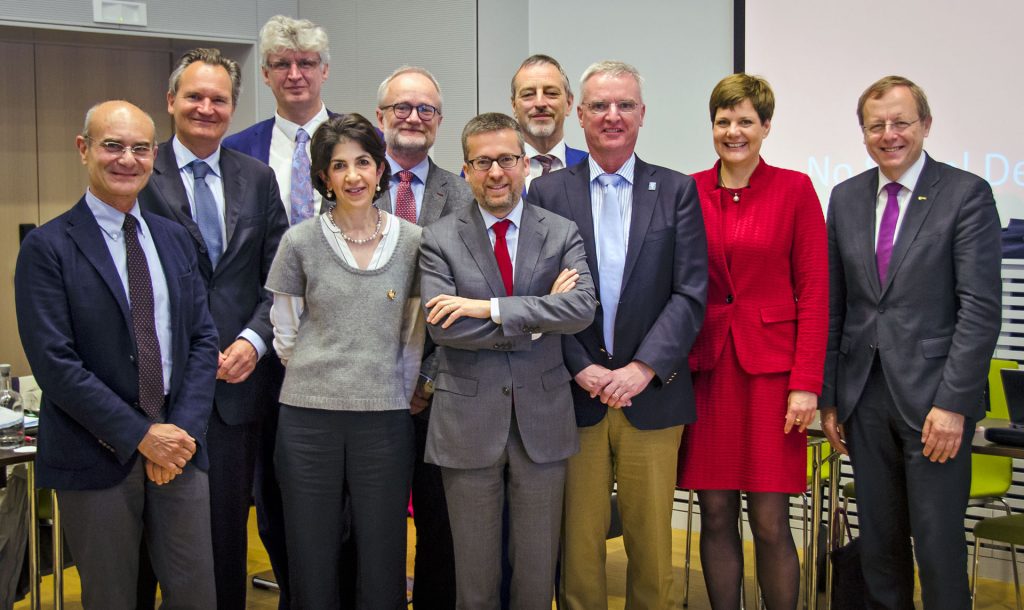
[266,114,422,609]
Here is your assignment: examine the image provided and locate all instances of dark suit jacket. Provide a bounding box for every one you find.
[376,158,475,227]
[139,141,288,425]
[15,199,219,490]
[222,111,378,163]
[420,203,596,468]
[823,154,1002,428]
[528,156,708,430]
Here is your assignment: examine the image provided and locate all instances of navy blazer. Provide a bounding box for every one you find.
[564,144,588,168]
[528,156,708,430]
[139,142,288,425]
[15,199,219,490]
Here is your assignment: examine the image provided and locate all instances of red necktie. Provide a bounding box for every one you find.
[534,154,554,175]
[493,219,513,296]
[395,170,417,223]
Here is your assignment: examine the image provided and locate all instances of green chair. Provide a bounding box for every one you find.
[971,514,1024,610]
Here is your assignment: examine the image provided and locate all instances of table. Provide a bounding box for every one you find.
[1,445,63,610]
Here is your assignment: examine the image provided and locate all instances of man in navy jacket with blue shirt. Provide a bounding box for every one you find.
[15,100,219,609]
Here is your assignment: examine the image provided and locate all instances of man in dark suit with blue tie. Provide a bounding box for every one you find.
[510,54,588,191]
[529,60,707,609]
[138,48,288,610]
[821,76,1002,609]
[15,100,219,609]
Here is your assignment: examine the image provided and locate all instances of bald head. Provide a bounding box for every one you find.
[76,101,158,212]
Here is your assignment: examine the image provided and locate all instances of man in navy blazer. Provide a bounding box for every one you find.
[821,76,1001,609]
[511,54,587,192]
[138,49,288,610]
[15,101,219,609]
[529,60,707,609]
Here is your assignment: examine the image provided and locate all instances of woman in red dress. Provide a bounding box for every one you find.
[677,74,828,609]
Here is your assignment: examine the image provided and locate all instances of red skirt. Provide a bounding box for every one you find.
[677,335,807,494]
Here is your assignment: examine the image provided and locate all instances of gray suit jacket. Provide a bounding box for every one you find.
[420,203,597,469]
[823,154,1002,429]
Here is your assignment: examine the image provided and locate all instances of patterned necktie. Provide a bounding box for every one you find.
[876,182,902,284]
[395,170,417,223]
[597,173,626,355]
[534,154,554,175]
[493,219,514,296]
[189,160,223,267]
[122,214,164,421]
[291,128,314,224]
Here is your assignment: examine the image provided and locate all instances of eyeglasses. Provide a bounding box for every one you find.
[87,137,154,159]
[266,58,322,73]
[862,119,920,136]
[582,100,640,115]
[379,102,440,121]
[466,154,524,172]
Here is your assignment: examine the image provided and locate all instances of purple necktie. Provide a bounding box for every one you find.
[290,128,314,225]
[123,214,164,421]
[876,182,902,284]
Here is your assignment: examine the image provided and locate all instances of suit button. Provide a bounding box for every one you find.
[726,295,734,304]
[493,343,501,349]
[502,386,511,396]
[129,354,135,362]
[877,307,885,313]
[869,344,876,350]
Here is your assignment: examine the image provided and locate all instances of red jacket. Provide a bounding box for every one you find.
[688,159,828,394]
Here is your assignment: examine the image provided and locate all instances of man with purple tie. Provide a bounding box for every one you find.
[821,76,1002,609]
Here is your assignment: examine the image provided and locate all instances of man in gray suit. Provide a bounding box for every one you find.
[420,112,596,609]
[821,75,1002,609]
[375,64,474,609]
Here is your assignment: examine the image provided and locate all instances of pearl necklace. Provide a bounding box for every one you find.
[328,206,383,244]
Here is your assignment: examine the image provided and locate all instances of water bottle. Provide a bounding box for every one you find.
[0,364,25,448]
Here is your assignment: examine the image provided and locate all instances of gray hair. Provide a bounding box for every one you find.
[376,66,444,111]
[511,54,573,99]
[580,60,644,101]
[81,100,156,139]
[461,112,524,160]
[259,15,331,66]
[168,48,242,108]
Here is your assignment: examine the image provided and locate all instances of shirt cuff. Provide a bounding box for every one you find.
[491,298,502,324]
[238,329,267,360]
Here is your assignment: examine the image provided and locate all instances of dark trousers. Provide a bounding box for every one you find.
[61,460,216,610]
[411,411,457,609]
[277,405,414,610]
[846,359,974,610]
[255,395,292,609]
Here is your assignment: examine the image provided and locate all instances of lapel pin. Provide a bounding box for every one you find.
[648,182,657,191]
[917,196,927,201]
[387,289,397,300]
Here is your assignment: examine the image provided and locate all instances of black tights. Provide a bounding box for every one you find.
[696,490,800,610]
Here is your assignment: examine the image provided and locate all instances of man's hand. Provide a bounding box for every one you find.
[217,339,258,383]
[425,294,491,328]
[784,390,818,434]
[137,423,196,473]
[549,268,580,295]
[145,459,179,486]
[410,379,433,416]
[921,405,965,463]
[599,361,656,409]
[575,364,613,398]
[820,406,848,455]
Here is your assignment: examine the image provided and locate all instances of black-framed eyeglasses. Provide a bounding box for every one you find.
[862,119,920,136]
[266,58,322,73]
[380,102,440,121]
[465,154,524,172]
[582,100,640,115]
[86,137,154,159]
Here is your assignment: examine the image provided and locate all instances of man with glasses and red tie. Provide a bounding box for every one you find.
[821,76,1001,609]
[374,65,474,610]
[419,112,595,609]
[510,55,588,192]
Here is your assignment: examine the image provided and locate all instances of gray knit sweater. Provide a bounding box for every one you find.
[266,217,422,411]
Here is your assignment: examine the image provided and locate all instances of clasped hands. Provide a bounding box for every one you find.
[137,423,196,486]
[425,268,580,328]
[574,361,655,409]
